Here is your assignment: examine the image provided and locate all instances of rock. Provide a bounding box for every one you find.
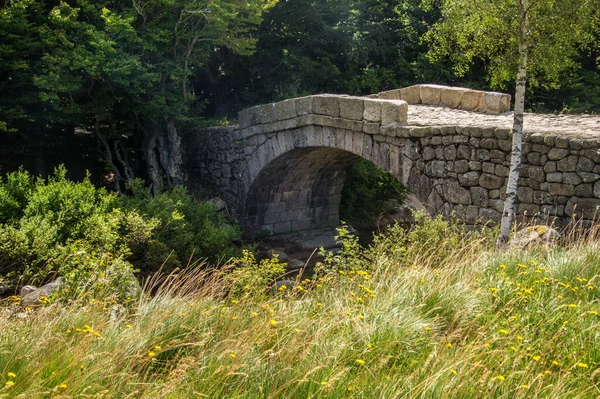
[208,197,227,212]
[287,259,306,270]
[266,249,289,263]
[21,278,62,308]
[508,226,559,250]
[20,285,37,297]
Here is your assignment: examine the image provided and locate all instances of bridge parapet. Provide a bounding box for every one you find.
[376,84,511,114]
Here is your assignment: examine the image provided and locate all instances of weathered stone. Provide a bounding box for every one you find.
[527,152,544,165]
[274,99,297,120]
[469,161,482,171]
[440,87,464,108]
[457,144,471,160]
[532,144,550,154]
[479,207,501,223]
[459,171,481,186]
[426,160,447,177]
[443,180,472,205]
[547,183,575,197]
[580,172,600,183]
[575,184,594,197]
[444,145,457,160]
[295,96,314,116]
[20,285,36,297]
[577,156,595,172]
[546,172,562,183]
[517,187,534,203]
[557,155,579,172]
[519,203,541,215]
[533,190,553,204]
[21,278,62,308]
[565,197,600,219]
[363,99,382,122]
[313,95,340,117]
[398,85,421,104]
[423,146,436,161]
[582,149,600,163]
[378,89,401,100]
[481,92,511,114]
[528,166,545,182]
[482,162,495,174]
[419,84,443,105]
[479,173,504,190]
[563,173,582,185]
[495,164,509,177]
[547,147,570,160]
[381,100,408,125]
[508,226,559,250]
[489,190,500,199]
[454,160,470,173]
[339,97,364,120]
[595,181,600,198]
[470,186,488,207]
[543,161,557,173]
[460,90,483,111]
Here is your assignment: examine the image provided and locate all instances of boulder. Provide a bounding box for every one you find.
[207,197,227,212]
[266,249,289,263]
[287,259,306,270]
[21,277,62,308]
[508,226,559,250]
[20,285,37,297]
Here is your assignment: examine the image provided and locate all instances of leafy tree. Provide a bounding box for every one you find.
[425,0,599,245]
[26,0,275,191]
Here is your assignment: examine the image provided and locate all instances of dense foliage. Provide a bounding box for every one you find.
[0,167,240,300]
[340,159,408,228]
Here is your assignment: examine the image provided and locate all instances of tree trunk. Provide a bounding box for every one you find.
[157,119,186,187]
[497,5,529,247]
[142,127,162,194]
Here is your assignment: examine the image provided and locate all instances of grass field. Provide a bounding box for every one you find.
[1,220,600,398]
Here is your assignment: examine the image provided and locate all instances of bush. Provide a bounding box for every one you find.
[339,159,408,228]
[0,168,241,302]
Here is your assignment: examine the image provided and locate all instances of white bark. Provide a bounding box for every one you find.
[498,1,529,247]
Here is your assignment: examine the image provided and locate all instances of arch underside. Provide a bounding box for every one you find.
[243,147,360,236]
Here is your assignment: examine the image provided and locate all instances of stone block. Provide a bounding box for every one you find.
[481,92,511,114]
[454,160,470,173]
[381,100,408,125]
[533,190,553,205]
[546,172,562,183]
[419,84,444,105]
[543,161,557,173]
[555,137,569,148]
[443,180,472,205]
[565,197,600,219]
[563,173,582,185]
[409,127,433,138]
[595,181,600,198]
[489,199,504,213]
[470,186,488,207]
[295,96,314,116]
[547,183,574,197]
[363,99,382,122]
[582,149,600,163]
[517,187,534,203]
[482,162,495,174]
[313,95,340,117]
[274,99,297,120]
[363,122,380,134]
[339,97,364,120]
[495,164,509,177]
[469,161,482,171]
[378,89,401,100]
[398,85,421,104]
[518,203,541,215]
[577,156,595,172]
[426,160,447,177]
[557,155,579,172]
[440,87,465,108]
[528,166,545,182]
[479,173,504,189]
[459,171,481,186]
[575,184,593,197]
[479,207,501,223]
[459,90,483,111]
[580,172,600,183]
[532,144,550,154]
[444,145,457,161]
[423,146,436,161]
[273,221,292,234]
[547,148,569,160]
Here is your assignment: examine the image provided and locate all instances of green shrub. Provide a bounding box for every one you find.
[0,168,241,302]
[225,249,286,298]
[339,159,408,228]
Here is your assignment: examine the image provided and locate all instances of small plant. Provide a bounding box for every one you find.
[225,250,286,298]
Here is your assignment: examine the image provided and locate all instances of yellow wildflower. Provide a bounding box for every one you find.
[450,369,457,375]
[148,351,156,357]
[355,359,365,365]
[446,343,453,348]
[229,353,236,359]
[154,345,162,350]
[7,373,16,379]
[59,383,67,389]
[577,362,589,369]
[496,375,505,381]
[533,355,541,361]
[5,381,14,387]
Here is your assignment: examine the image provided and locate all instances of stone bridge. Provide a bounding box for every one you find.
[186,84,600,236]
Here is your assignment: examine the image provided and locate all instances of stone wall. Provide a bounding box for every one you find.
[186,88,600,236]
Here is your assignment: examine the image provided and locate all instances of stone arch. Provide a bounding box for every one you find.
[238,125,423,236]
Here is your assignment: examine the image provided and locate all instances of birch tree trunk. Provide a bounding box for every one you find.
[497,1,529,247]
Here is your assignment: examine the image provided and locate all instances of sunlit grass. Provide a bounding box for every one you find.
[1,226,600,398]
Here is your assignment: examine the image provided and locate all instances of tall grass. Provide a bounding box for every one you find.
[1,220,600,398]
